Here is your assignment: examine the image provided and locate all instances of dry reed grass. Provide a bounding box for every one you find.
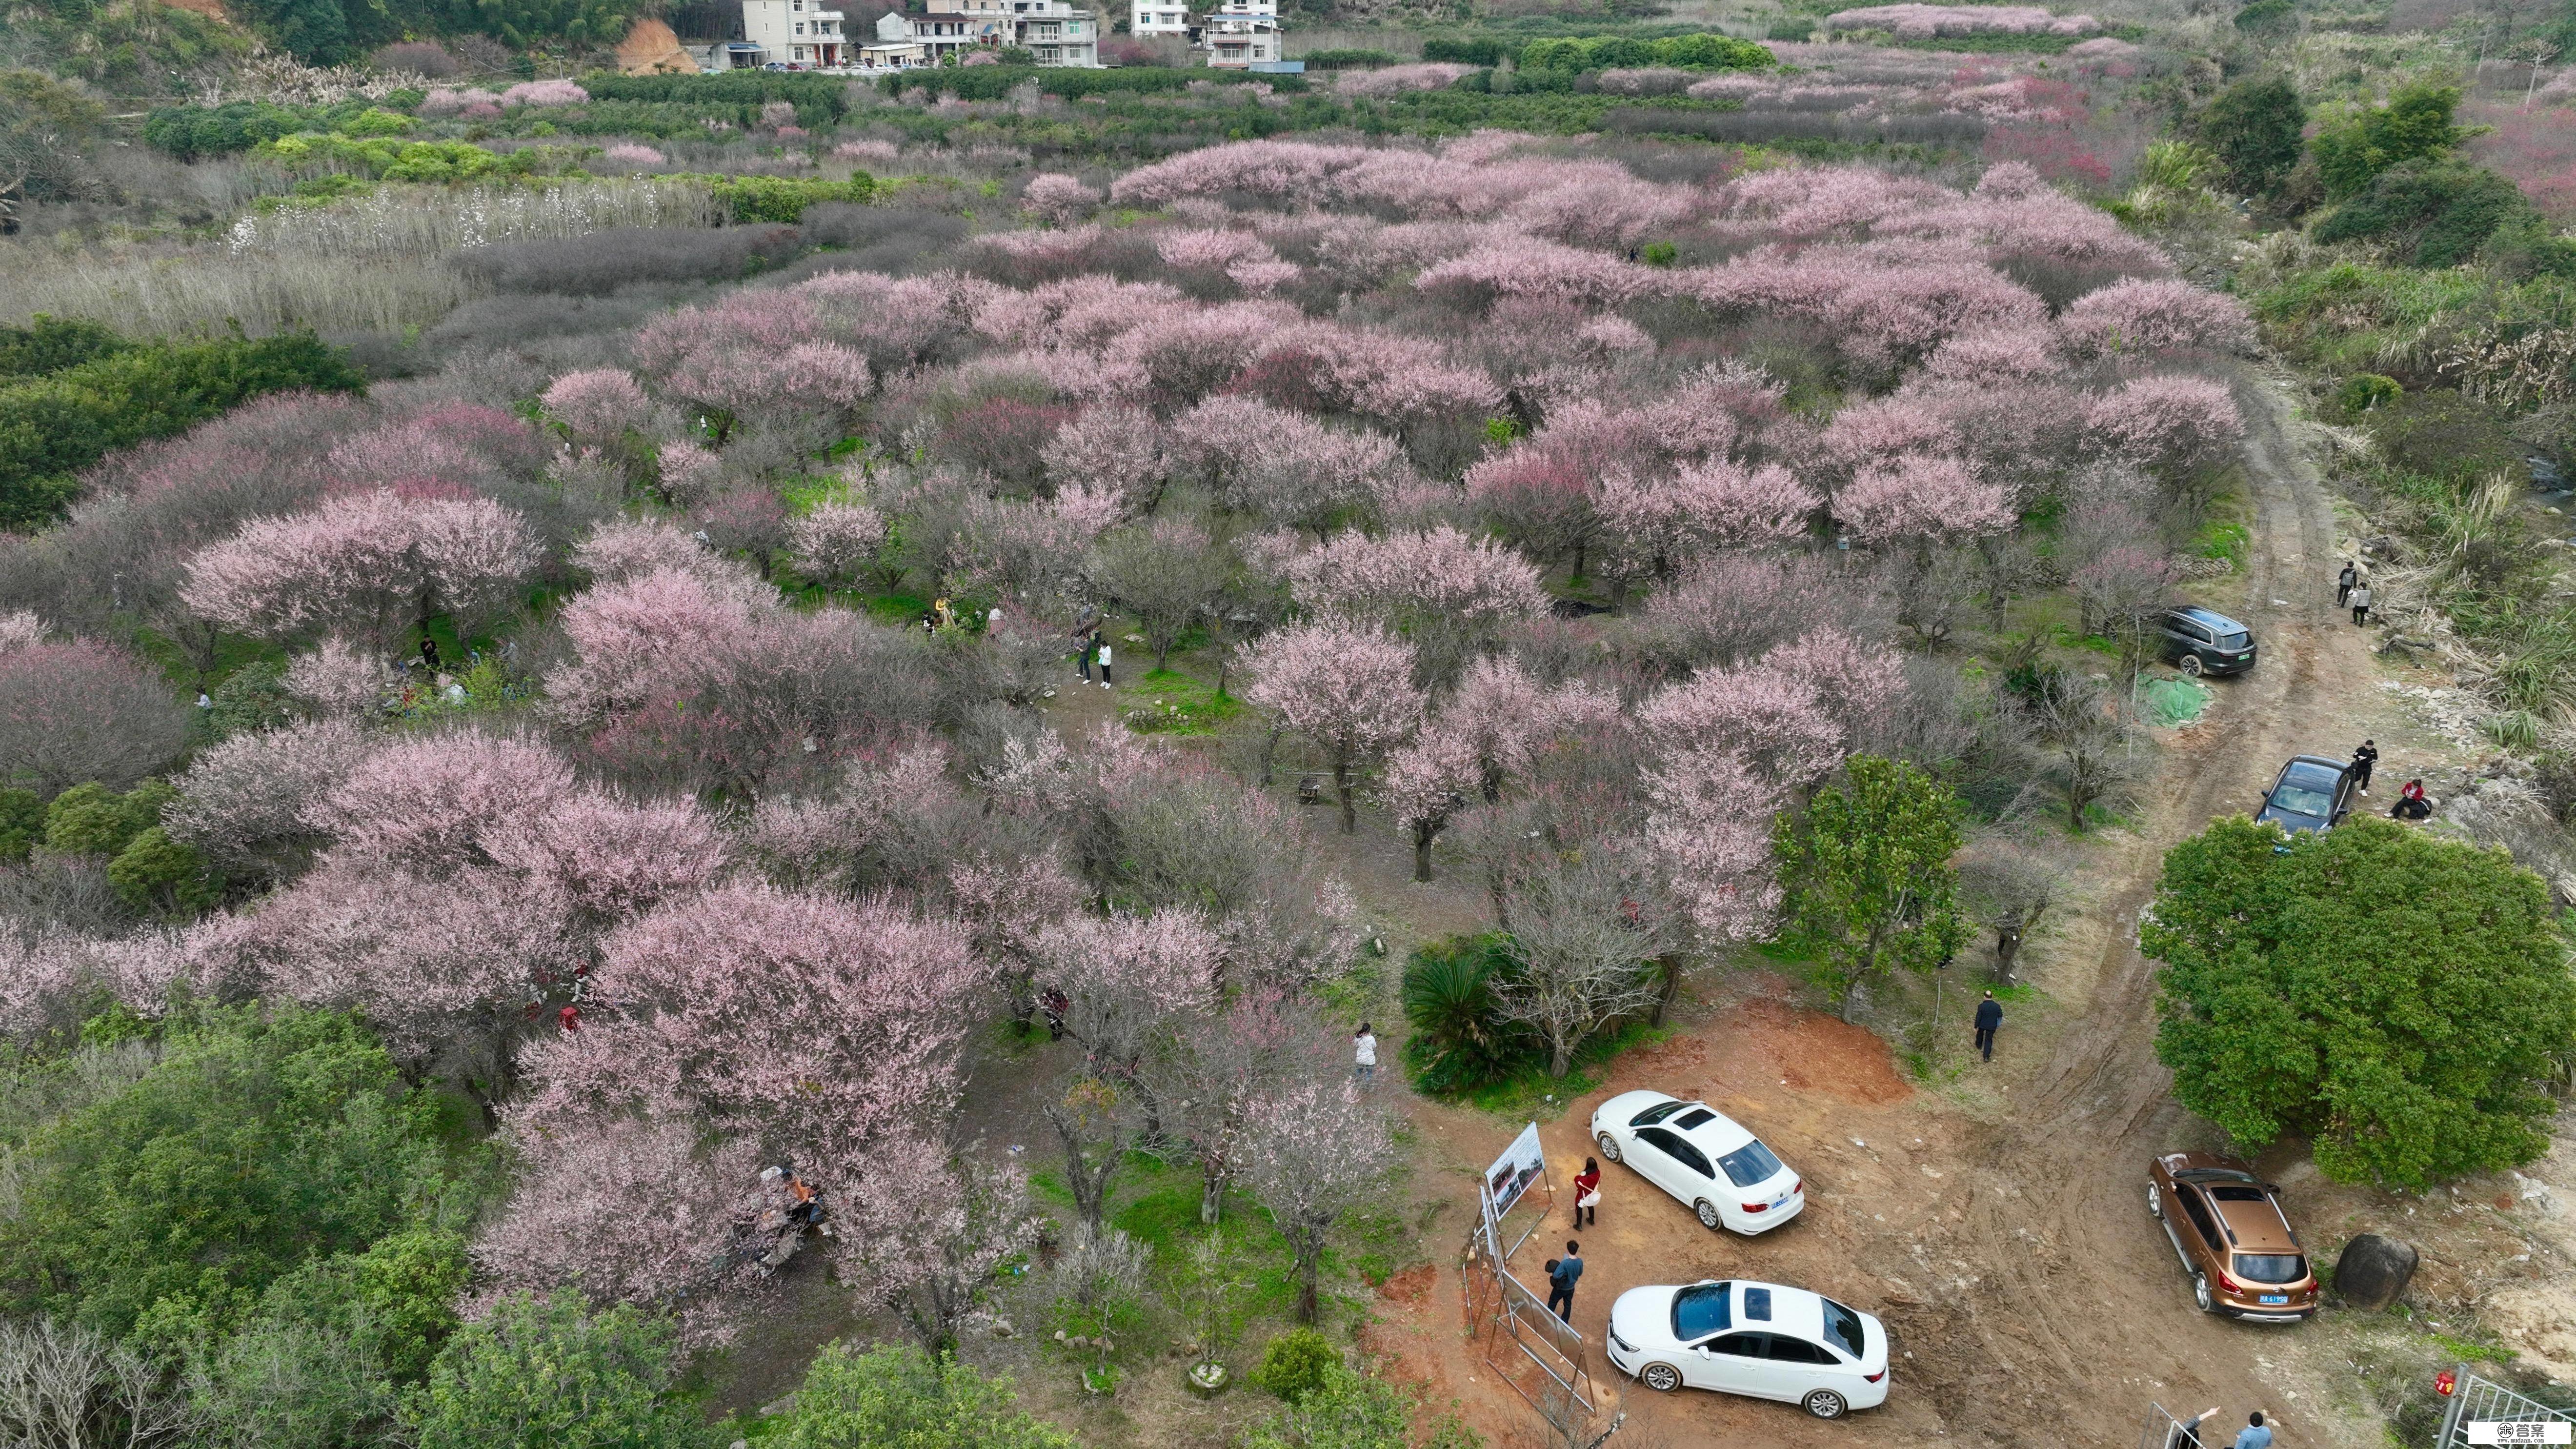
[0,179,721,338]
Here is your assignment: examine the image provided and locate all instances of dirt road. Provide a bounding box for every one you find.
[1368,376,2420,1449]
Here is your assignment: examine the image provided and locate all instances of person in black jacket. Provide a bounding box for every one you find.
[2352,740,2378,795]
[1546,1241,1582,1322]
[1973,990,2003,1063]
[2336,561,2358,607]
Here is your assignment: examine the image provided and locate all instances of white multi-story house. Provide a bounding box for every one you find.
[1131,0,1189,36]
[876,7,982,62]
[742,0,847,65]
[914,0,1102,64]
[1195,0,1280,67]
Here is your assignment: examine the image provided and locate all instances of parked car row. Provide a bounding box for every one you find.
[1581,1089,2319,1422]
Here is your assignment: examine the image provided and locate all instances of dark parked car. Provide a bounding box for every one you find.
[2148,1153,2318,1322]
[2255,755,2356,836]
[2159,606,2257,678]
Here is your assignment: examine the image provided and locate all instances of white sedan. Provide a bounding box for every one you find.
[1605,1279,1891,1420]
[1589,1089,1804,1234]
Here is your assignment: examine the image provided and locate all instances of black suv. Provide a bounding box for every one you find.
[2158,606,2257,678]
[2256,755,2357,836]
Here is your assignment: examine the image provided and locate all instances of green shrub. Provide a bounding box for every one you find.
[702,173,877,223]
[1767,18,1813,39]
[107,826,221,915]
[2362,387,2519,484]
[2314,160,2534,268]
[0,330,366,529]
[41,780,167,858]
[772,1342,1075,1449]
[2183,76,2306,200]
[2234,0,2294,33]
[0,318,132,383]
[583,68,850,122]
[1421,36,1509,64]
[0,788,40,862]
[2336,373,2402,414]
[207,660,296,740]
[408,1291,705,1449]
[1252,1328,1339,1403]
[1400,936,1538,1095]
[0,1003,471,1346]
[2312,82,2470,200]
[1518,33,1774,72]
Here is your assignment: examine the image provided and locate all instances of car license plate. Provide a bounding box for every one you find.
[2259,1294,2289,1305]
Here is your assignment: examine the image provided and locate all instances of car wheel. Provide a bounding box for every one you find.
[1596,1133,1622,1164]
[2194,1274,2215,1313]
[2179,655,2205,678]
[1640,1363,1682,1392]
[1696,1200,1723,1230]
[2147,1183,2161,1219]
[1804,1389,1848,1419]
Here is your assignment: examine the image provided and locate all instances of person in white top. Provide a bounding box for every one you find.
[1098,640,1113,689]
[1353,1023,1377,1086]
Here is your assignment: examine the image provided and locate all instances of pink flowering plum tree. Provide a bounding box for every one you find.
[181,489,541,651]
[541,370,657,440]
[473,1118,771,1348]
[513,884,982,1203]
[1244,621,1423,833]
[1022,173,1101,226]
[1236,1078,1401,1322]
[842,1151,1041,1355]
[2059,278,2255,359]
[1834,454,2013,545]
[1150,990,1340,1226]
[787,499,891,589]
[1379,724,1482,882]
[2085,375,2245,483]
[1036,909,1221,1142]
[0,638,190,793]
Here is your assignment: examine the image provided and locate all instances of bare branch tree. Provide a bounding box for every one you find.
[1957,834,2069,983]
[1089,520,1233,672]
[1489,853,1672,1078]
[1237,1079,1402,1323]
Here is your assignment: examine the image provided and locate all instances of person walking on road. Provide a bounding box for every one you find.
[1546,1241,1583,1322]
[1973,989,2003,1063]
[2352,739,2378,795]
[2336,561,2357,607]
[2349,582,2373,626]
[2234,1411,2273,1449]
[1571,1158,1601,1228]
[1352,1023,1377,1087]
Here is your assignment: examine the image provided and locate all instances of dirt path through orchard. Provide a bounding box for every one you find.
[1361,376,2423,1449]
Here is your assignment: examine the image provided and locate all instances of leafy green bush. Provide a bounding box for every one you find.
[583,68,850,122]
[772,1342,1074,1449]
[1252,1328,1339,1403]
[2234,0,2294,33]
[1244,1362,1484,1449]
[2362,387,2520,484]
[0,1003,476,1346]
[207,659,296,740]
[2336,373,2402,414]
[894,65,1295,101]
[1518,32,1774,72]
[0,330,364,529]
[0,318,132,382]
[2314,159,2534,267]
[2146,816,2576,1188]
[701,173,878,223]
[0,788,40,862]
[2312,81,2470,200]
[1400,936,1538,1094]
[2184,75,2305,198]
[143,99,359,160]
[409,1291,706,1449]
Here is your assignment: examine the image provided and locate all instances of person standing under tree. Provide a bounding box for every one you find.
[2349,582,2373,626]
[2352,740,2377,795]
[1973,989,2003,1062]
[2336,561,2357,607]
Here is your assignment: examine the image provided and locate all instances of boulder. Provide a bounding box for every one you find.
[2334,1233,2418,1310]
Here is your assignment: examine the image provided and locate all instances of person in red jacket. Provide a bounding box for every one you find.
[1571,1157,1601,1228]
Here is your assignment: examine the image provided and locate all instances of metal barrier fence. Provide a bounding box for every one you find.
[2137,1403,2218,1449]
[1460,1226,1596,1445]
[2438,1366,2576,1449]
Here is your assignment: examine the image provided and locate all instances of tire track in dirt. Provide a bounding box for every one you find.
[1925,374,2379,1448]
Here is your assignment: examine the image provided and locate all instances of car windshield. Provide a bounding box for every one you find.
[2215,630,2251,650]
[1672,1283,1731,1341]
[1629,1100,1688,1127]
[1821,1298,1866,1360]
[1716,1140,1786,1188]
[2267,782,2334,819]
[2234,1253,2307,1284]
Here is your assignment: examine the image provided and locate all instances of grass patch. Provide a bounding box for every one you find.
[1119,667,1244,736]
[1029,1170,1075,1208]
[858,590,930,627]
[1989,981,2041,1004]
[2194,518,2251,571]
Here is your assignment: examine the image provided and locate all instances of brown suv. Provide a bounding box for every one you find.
[2147,1153,2318,1322]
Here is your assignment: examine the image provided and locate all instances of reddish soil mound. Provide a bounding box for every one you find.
[1733,998,1912,1105]
[1376,1263,1437,1304]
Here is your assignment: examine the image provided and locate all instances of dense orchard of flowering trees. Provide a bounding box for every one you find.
[0,133,2254,1375]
